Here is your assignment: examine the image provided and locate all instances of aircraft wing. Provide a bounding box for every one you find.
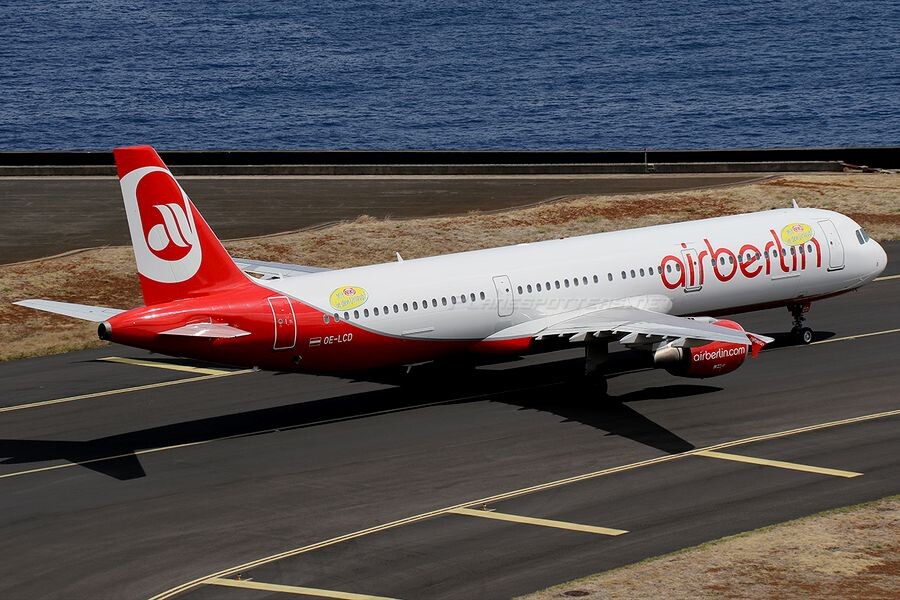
[13,299,125,322]
[485,304,771,350]
[233,258,330,280]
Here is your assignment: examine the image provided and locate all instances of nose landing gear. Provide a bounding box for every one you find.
[788,303,814,345]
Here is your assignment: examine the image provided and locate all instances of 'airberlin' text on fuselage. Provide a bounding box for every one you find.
[660,229,822,290]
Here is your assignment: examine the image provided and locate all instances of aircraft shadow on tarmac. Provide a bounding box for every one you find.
[0,354,708,480]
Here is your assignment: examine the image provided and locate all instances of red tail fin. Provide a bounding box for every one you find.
[114,145,251,305]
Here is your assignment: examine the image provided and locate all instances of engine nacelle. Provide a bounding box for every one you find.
[653,319,749,378]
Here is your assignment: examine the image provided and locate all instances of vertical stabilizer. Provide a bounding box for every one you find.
[114,145,250,305]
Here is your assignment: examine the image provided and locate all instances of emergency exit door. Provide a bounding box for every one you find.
[493,275,514,317]
[267,296,297,350]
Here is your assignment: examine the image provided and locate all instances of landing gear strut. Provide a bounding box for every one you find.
[788,303,814,345]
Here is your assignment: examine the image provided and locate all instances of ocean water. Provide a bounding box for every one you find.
[0,0,897,150]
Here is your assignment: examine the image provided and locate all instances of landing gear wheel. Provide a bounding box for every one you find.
[799,327,814,345]
[788,303,813,345]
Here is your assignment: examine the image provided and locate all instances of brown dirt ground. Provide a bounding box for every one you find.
[0,173,897,361]
[517,495,900,600]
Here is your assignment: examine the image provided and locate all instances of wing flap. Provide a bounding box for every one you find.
[14,299,125,322]
[159,323,251,338]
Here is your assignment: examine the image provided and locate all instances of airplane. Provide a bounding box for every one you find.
[15,146,888,394]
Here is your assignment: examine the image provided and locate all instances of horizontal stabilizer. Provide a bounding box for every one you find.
[14,299,125,322]
[159,323,250,338]
[233,258,330,280]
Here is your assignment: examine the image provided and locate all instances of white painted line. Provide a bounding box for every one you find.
[874,274,900,282]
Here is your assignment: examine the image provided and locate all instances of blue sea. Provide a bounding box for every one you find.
[0,1,898,150]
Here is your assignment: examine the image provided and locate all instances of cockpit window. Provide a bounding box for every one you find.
[856,228,870,244]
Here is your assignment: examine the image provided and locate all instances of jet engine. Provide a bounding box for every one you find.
[652,319,751,378]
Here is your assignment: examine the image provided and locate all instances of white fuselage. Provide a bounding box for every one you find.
[261,208,886,344]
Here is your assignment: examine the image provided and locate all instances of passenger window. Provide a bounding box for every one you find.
[374,307,379,316]
[582,276,588,285]
[451,296,457,304]
[480,291,485,300]
[790,247,796,256]
[364,309,369,317]
[648,266,654,275]
[536,283,542,291]
[412,301,418,310]
[526,284,532,293]
[403,303,409,311]
[630,269,636,278]
[639,268,645,277]
[432,298,438,307]
[393,304,399,313]
[555,280,561,289]
[470,293,476,302]
[460,294,466,303]
[344,312,350,320]
[621,271,627,279]
[593,275,599,283]
[564,279,570,288]
[334,313,340,321]
[572,278,578,287]
[676,264,681,272]
[729,256,734,264]
[517,285,523,294]
[666,265,672,273]
[383,306,389,314]
[323,314,330,324]
[608,273,613,281]
[719,256,726,266]
[806,244,812,253]
[442,297,447,306]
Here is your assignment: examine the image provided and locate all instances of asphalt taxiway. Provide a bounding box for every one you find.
[1,173,762,263]
[0,245,897,599]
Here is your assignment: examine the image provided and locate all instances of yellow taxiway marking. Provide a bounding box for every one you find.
[149,407,900,600]
[0,369,253,414]
[206,577,398,599]
[98,356,232,376]
[874,274,900,282]
[811,327,900,346]
[449,507,627,536]
[695,450,862,478]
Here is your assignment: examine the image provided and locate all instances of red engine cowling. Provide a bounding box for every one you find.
[653,319,749,378]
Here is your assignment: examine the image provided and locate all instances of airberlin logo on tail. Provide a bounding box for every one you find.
[120,166,202,283]
[660,226,822,290]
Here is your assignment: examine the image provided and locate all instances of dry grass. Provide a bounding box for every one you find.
[1,173,897,361]
[518,495,900,600]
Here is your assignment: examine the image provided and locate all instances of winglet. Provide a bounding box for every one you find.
[747,332,775,357]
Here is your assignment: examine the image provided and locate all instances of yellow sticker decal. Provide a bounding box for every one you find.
[780,223,814,246]
[329,286,368,311]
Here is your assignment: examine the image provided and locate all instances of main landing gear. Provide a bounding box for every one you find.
[788,302,814,345]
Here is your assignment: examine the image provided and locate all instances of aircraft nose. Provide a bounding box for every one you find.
[873,240,887,276]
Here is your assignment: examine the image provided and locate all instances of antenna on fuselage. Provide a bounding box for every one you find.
[791,198,800,209]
